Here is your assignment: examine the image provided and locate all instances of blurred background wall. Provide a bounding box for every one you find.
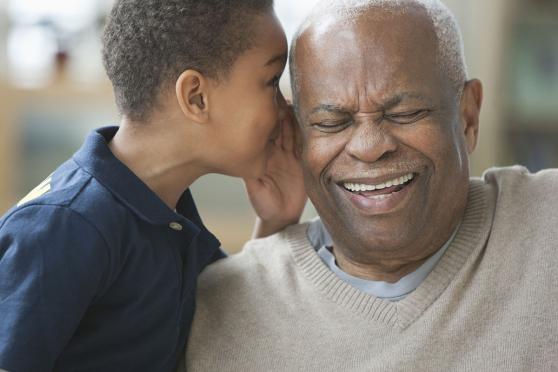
[0,0,556,253]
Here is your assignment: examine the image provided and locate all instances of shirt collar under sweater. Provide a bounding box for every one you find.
[308,219,458,301]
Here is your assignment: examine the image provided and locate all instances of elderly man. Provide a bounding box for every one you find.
[184,0,558,371]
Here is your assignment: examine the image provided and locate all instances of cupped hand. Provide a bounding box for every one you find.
[244,105,307,238]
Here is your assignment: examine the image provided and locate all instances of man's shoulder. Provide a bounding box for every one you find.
[190,222,314,343]
[481,165,558,205]
[482,165,558,186]
[197,222,311,296]
[479,166,558,253]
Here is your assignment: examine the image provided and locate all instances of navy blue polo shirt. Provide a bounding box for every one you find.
[0,127,224,371]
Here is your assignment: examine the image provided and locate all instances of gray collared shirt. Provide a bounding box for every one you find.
[307,219,457,301]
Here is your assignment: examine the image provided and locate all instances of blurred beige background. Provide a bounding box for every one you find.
[0,0,557,253]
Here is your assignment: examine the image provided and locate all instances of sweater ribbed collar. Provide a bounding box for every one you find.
[287,179,495,329]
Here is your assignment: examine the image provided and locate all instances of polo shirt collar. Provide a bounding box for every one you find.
[72,126,210,235]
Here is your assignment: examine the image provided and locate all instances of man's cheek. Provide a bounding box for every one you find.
[403,127,448,158]
[301,138,322,166]
[303,148,330,180]
[301,148,331,197]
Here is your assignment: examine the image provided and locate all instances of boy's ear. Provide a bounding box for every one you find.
[176,70,210,123]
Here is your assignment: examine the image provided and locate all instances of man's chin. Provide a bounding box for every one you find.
[333,222,422,258]
[323,197,427,253]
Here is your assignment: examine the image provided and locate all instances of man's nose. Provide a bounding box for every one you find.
[345,121,398,163]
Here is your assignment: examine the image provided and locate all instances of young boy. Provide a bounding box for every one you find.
[0,0,305,370]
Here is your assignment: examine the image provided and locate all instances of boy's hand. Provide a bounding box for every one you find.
[244,105,307,238]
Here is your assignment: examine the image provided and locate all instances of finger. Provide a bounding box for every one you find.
[279,105,295,151]
[277,92,289,122]
[273,95,291,149]
[293,118,303,159]
[285,104,304,159]
[280,120,293,152]
[243,177,265,195]
[273,119,283,148]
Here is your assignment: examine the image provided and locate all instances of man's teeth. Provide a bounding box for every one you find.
[343,173,414,192]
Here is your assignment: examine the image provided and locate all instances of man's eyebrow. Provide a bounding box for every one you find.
[309,93,429,115]
[310,104,349,115]
[383,93,428,109]
[265,53,288,67]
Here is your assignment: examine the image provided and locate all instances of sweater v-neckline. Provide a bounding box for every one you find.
[287,180,495,329]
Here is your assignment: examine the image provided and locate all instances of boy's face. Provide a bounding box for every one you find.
[207,10,288,178]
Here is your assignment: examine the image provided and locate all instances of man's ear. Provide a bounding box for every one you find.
[459,79,483,154]
[176,70,210,123]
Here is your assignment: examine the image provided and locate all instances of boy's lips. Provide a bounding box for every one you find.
[335,172,419,215]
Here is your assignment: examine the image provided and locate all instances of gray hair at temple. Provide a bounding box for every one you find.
[289,0,468,103]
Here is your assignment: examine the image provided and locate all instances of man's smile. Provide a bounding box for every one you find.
[342,173,415,193]
[335,172,419,215]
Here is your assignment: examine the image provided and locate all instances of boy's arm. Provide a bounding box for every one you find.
[245,106,307,239]
[0,205,109,371]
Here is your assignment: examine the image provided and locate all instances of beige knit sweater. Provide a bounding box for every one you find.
[184,166,558,372]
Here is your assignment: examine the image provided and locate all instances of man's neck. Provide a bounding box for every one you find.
[331,221,461,284]
[108,117,206,210]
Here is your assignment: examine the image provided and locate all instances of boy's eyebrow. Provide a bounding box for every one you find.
[264,53,288,67]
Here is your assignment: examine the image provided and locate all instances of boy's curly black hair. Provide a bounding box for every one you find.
[102,0,274,121]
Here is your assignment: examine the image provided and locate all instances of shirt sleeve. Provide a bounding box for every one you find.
[210,247,227,262]
[0,205,110,371]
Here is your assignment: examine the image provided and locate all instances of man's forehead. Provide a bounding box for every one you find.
[290,0,467,101]
[299,4,434,49]
[295,9,438,80]
[293,7,445,114]
[298,1,430,40]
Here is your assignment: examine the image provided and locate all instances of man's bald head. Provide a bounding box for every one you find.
[290,0,467,102]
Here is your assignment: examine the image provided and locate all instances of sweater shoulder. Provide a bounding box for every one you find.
[480,166,558,259]
[482,166,558,211]
[199,223,308,292]
[196,223,310,302]
[483,165,558,190]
